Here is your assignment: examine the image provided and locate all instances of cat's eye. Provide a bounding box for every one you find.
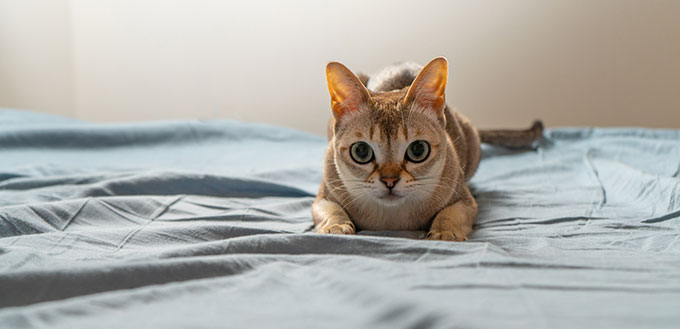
[350,142,374,164]
[406,140,430,163]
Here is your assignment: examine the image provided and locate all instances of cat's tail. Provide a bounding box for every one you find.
[478,120,544,149]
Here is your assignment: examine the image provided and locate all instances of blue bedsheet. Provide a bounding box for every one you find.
[1,109,679,328]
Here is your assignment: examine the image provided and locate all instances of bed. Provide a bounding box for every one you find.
[1,109,679,328]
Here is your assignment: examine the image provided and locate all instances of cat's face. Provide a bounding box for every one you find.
[333,103,450,207]
[326,57,456,209]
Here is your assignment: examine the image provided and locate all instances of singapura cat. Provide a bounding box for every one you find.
[312,57,543,241]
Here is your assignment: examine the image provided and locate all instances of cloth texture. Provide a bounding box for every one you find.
[1,109,679,328]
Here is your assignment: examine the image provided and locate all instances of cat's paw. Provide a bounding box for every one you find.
[426,229,468,242]
[317,222,356,235]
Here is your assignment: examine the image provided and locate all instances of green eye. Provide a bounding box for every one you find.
[350,142,374,164]
[406,140,430,163]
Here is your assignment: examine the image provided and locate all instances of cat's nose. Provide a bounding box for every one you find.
[379,164,401,189]
[379,176,400,189]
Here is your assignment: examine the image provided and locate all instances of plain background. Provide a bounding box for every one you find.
[1,0,679,136]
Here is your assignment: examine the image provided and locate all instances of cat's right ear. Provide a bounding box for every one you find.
[326,62,372,120]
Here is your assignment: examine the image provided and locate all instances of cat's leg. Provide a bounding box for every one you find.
[427,192,478,241]
[312,198,356,235]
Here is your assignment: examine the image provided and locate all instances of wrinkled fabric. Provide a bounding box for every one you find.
[0,109,679,329]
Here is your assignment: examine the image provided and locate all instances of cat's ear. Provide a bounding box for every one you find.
[403,57,448,114]
[326,62,372,120]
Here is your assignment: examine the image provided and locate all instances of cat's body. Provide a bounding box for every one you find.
[313,58,542,240]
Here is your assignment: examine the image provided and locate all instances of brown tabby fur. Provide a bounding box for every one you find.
[312,57,542,241]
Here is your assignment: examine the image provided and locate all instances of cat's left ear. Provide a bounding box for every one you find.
[403,57,448,115]
[326,62,372,121]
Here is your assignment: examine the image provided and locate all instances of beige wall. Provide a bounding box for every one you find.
[0,0,75,117]
[1,1,679,135]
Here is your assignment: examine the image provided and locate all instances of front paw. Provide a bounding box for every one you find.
[426,229,468,241]
[317,222,356,235]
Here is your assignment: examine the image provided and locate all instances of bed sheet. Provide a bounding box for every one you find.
[1,109,679,328]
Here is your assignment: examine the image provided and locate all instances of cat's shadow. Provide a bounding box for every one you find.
[357,230,427,239]
[303,225,427,239]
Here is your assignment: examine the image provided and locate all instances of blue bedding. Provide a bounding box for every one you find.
[1,109,679,328]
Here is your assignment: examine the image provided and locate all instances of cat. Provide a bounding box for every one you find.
[312,57,543,241]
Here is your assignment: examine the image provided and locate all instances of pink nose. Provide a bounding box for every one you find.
[380,176,400,188]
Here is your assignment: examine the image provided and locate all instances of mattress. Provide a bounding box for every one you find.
[1,109,679,328]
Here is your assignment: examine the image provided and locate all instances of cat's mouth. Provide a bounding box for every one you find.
[379,192,404,202]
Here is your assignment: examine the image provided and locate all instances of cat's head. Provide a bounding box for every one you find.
[325,57,458,208]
